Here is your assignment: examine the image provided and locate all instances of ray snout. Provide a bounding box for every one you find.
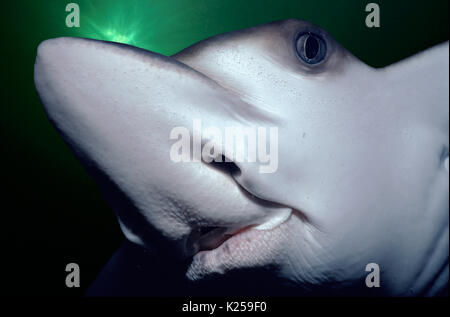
[34,37,290,258]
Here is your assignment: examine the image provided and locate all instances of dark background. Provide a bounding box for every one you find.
[1,0,448,296]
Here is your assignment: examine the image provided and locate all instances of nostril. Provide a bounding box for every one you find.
[207,154,242,177]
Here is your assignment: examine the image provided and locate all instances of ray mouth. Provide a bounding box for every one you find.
[183,207,297,281]
[185,224,255,256]
[182,155,296,257]
[184,206,293,257]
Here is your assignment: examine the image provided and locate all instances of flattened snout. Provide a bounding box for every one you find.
[34,36,289,256]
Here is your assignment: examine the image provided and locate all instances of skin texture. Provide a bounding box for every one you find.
[34,19,449,296]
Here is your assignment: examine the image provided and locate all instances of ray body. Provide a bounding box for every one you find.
[34,19,449,296]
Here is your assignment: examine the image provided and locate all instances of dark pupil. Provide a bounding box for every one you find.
[304,35,319,59]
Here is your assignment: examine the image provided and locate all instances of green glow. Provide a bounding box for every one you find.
[104,29,134,44]
[77,1,146,46]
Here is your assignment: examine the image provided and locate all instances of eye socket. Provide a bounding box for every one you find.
[295,32,327,65]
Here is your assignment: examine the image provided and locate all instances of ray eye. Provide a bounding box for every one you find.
[295,32,327,65]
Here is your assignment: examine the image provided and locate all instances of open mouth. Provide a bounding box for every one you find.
[185,225,252,256]
[183,154,293,257]
[185,208,292,257]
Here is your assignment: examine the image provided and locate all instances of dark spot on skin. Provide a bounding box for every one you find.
[440,146,449,164]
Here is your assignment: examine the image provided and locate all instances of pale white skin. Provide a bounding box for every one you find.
[34,20,449,296]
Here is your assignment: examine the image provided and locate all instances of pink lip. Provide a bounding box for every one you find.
[186,213,294,280]
[185,224,257,257]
